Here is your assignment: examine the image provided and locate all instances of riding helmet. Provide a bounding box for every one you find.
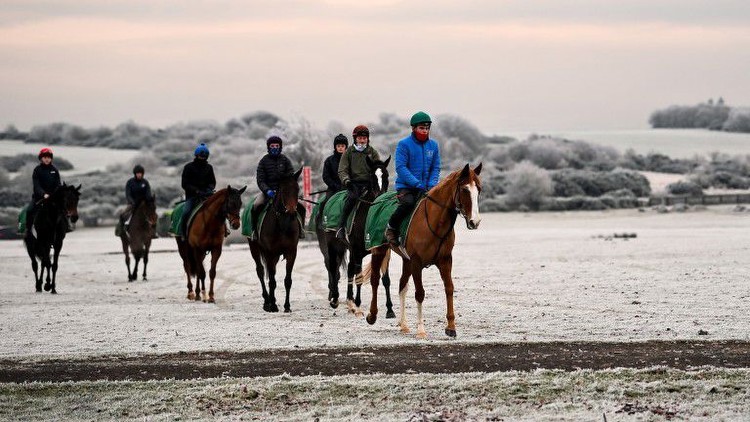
[38,147,53,160]
[352,125,369,140]
[410,111,432,127]
[194,143,210,158]
[133,164,145,174]
[333,133,348,148]
[266,135,283,153]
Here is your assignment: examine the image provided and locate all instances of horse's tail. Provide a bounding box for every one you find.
[358,248,390,285]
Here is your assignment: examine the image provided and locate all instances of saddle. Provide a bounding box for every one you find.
[364,191,419,250]
[168,200,205,237]
[241,196,304,239]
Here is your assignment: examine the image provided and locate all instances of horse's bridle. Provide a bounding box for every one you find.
[419,182,473,265]
[223,191,241,227]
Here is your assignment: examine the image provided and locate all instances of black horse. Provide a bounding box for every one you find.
[119,196,158,282]
[316,156,395,318]
[25,183,81,294]
[248,169,303,312]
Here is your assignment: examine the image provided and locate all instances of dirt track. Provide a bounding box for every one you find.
[2,340,749,383]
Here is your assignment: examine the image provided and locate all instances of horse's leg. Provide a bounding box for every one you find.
[325,243,340,308]
[266,255,280,312]
[42,244,52,292]
[248,240,269,310]
[282,249,296,313]
[365,247,385,325]
[207,246,222,303]
[142,241,150,281]
[178,241,195,300]
[346,256,357,315]
[398,259,413,334]
[438,255,457,337]
[193,248,206,302]
[26,240,41,292]
[411,260,427,339]
[131,250,142,283]
[50,239,63,294]
[121,237,133,281]
[382,266,396,319]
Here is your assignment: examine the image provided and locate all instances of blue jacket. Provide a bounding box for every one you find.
[394,134,441,191]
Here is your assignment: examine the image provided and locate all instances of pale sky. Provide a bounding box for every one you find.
[1,0,749,134]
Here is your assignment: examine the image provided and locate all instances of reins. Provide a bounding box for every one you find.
[418,182,469,267]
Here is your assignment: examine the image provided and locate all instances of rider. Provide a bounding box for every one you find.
[118,164,154,236]
[179,143,216,238]
[322,133,348,195]
[250,135,306,239]
[26,147,62,235]
[385,111,441,247]
[336,125,381,242]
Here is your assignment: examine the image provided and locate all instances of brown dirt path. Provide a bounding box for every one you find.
[2,340,749,383]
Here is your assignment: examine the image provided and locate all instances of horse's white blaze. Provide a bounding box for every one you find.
[375,168,384,191]
[468,182,481,228]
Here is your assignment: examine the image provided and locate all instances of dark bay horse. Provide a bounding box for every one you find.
[25,183,81,294]
[365,163,482,338]
[248,168,302,313]
[119,196,157,282]
[177,185,246,303]
[316,156,395,318]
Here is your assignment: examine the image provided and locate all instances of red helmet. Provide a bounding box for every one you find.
[352,125,369,139]
[38,147,53,160]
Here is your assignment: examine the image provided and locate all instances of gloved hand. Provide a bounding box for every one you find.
[416,182,426,191]
[266,189,275,198]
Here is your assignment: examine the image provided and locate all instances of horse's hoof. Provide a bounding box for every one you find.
[208,297,215,304]
[386,309,396,319]
[51,290,57,295]
[128,279,133,283]
[329,298,339,309]
[44,283,51,292]
[366,314,376,325]
[35,288,42,293]
[355,310,364,318]
[400,325,411,334]
[187,293,195,300]
[142,277,147,281]
[416,332,427,340]
[284,308,291,313]
[263,302,271,312]
[270,304,279,312]
[195,295,202,302]
[445,328,457,338]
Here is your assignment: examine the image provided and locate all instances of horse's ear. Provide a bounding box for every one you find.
[460,164,470,179]
[238,185,247,194]
[227,184,231,191]
[383,155,391,167]
[294,168,303,180]
[474,162,482,176]
[75,184,82,192]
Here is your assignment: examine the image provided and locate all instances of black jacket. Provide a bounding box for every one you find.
[125,177,153,205]
[322,152,343,192]
[181,159,216,199]
[257,154,293,192]
[32,163,61,201]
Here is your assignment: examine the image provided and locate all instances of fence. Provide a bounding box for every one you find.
[647,193,750,207]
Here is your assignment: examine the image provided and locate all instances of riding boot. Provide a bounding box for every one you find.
[385,224,400,247]
[224,223,230,238]
[249,205,260,241]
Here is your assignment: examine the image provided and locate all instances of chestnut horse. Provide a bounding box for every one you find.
[177,185,246,302]
[25,183,81,294]
[119,196,157,282]
[365,163,482,338]
[248,168,302,313]
[315,156,395,318]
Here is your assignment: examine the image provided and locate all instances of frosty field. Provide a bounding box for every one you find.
[2,208,749,420]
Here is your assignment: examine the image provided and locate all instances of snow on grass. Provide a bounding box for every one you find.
[1,367,748,421]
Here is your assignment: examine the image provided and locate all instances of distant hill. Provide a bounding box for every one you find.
[649,98,750,133]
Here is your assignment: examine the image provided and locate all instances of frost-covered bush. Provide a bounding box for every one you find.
[504,161,553,210]
[667,181,704,196]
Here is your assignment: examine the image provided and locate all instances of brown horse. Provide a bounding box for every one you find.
[119,196,157,282]
[365,163,482,338]
[177,185,246,303]
[248,169,302,313]
[25,183,81,294]
[316,156,395,318]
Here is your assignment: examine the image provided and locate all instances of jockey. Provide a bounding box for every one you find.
[250,135,306,239]
[26,147,62,235]
[322,133,348,195]
[385,111,441,247]
[118,164,154,235]
[179,143,216,238]
[336,125,381,242]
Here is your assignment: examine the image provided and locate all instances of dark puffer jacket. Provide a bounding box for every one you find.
[257,153,294,192]
[181,159,216,199]
[322,152,343,192]
[125,177,153,205]
[32,163,61,201]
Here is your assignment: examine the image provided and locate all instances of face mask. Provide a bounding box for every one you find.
[269,147,281,156]
[414,131,429,142]
[354,144,366,152]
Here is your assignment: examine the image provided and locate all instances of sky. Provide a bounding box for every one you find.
[1,0,749,135]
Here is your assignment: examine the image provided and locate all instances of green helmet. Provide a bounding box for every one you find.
[410,111,432,126]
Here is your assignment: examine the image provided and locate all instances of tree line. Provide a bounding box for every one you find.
[649,98,750,133]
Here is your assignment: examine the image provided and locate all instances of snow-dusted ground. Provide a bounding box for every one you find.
[2,207,749,359]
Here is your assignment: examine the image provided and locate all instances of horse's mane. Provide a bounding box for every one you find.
[201,187,229,208]
[429,166,481,194]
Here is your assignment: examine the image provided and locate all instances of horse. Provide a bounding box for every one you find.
[316,156,396,318]
[25,183,82,294]
[248,168,303,313]
[365,163,483,339]
[176,185,246,303]
[119,196,158,282]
